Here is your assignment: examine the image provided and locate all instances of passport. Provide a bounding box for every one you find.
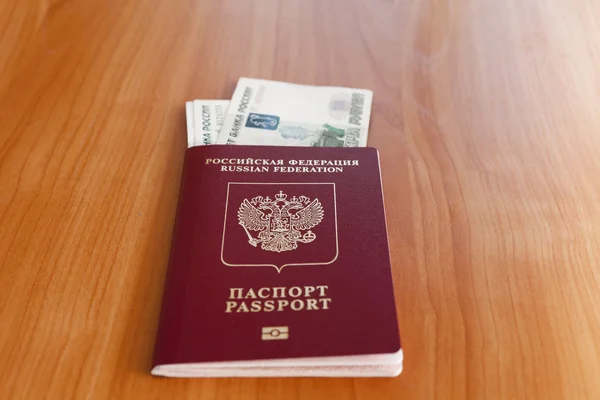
[151,146,402,377]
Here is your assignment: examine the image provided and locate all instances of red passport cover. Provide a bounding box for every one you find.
[152,146,400,367]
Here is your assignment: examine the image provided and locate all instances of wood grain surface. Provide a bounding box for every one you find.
[2,0,600,398]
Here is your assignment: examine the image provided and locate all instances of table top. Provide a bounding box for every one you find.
[2,0,600,398]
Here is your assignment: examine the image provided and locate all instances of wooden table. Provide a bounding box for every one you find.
[2,0,600,398]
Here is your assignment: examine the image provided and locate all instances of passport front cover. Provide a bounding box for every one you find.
[152,145,400,370]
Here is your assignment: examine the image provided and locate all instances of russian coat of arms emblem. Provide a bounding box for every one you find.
[237,190,324,253]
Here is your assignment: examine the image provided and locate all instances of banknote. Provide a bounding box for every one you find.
[215,78,372,147]
[186,100,230,147]
[185,101,195,148]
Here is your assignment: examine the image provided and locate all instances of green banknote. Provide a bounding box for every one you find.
[216,78,372,147]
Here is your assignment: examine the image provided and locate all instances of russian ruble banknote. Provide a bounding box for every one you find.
[215,78,372,147]
[185,100,229,147]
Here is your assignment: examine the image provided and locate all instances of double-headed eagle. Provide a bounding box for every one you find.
[237,190,324,253]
